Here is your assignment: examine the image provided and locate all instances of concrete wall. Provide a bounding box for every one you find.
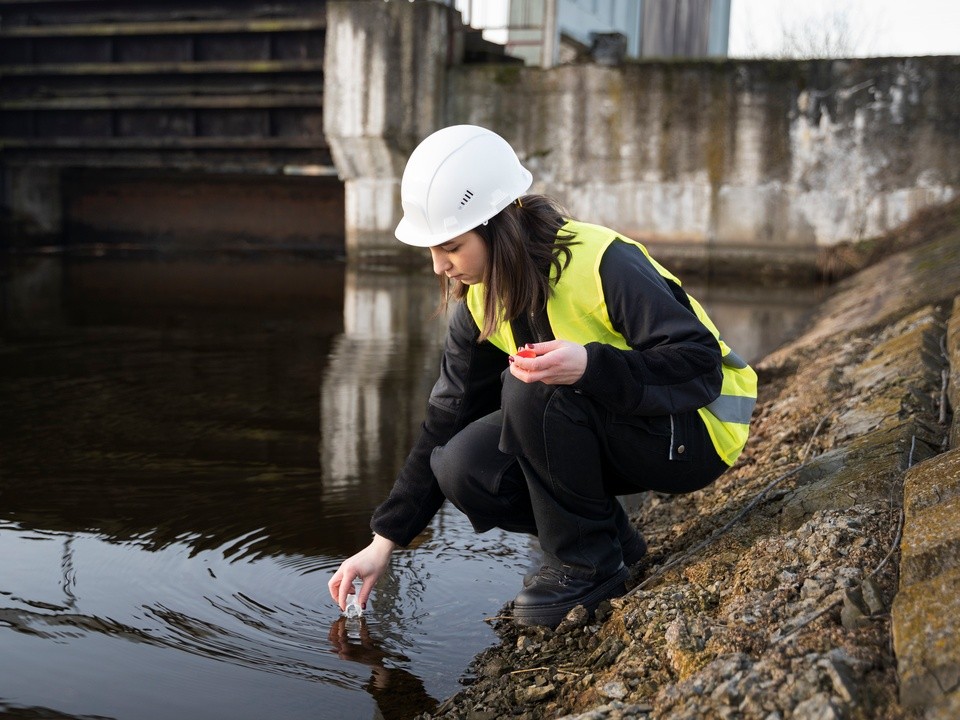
[325,2,959,266]
[447,57,960,258]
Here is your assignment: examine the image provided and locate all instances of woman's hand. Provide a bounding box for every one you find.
[509,339,587,386]
[328,534,397,611]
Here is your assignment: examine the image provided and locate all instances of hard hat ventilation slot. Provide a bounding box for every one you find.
[458,189,474,209]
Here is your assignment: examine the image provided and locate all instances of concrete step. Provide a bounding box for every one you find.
[462,27,523,65]
[0,59,325,75]
[0,17,326,38]
[0,0,322,25]
[3,137,330,149]
[1,94,322,110]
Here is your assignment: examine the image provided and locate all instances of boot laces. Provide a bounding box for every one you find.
[537,565,574,587]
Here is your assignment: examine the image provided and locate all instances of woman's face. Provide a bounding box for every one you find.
[429,230,488,285]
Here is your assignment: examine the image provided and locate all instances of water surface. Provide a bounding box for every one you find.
[0,252,820,719]
[0,254,534,720]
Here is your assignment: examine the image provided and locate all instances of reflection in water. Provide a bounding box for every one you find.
[0,252,821,720]
[0,253,528,720]
[328,617,438,720]
[685,278,825,365]
[321,268,446,488]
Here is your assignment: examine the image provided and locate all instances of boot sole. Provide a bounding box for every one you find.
[513,567,629,628]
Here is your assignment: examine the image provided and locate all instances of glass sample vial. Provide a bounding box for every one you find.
[343,592,362,618]
[342,577,363,618]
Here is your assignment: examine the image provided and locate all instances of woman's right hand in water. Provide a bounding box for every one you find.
[328,533,397,612]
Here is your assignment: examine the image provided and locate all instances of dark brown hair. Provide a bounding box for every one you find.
[439,194,578,342]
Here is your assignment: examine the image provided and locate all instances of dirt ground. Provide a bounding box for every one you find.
[420,203,960,720]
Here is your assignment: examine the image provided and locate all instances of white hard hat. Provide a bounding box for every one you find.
[395,125,533,247]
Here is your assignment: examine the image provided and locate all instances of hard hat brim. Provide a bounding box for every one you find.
[394,166,532,248]
[394,216,460,247]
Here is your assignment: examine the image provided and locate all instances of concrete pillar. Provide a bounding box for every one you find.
[323,0,459,259]
[1,255,64,330]
[2,164,63,241]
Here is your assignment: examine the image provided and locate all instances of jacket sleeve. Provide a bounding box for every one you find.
[573,239,723,416]
[370,301,507,547]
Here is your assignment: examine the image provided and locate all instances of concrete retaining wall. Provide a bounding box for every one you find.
[326,2,960,265]
[448,58,960,253]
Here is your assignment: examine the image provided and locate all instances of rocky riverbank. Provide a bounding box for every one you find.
[420,200,960,720]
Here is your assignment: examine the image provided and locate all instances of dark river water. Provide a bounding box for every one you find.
[0,252,821,720]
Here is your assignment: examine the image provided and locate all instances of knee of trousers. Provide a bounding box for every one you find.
[430,444,462,503]
[429,436,494,509]
[500,374,556,432]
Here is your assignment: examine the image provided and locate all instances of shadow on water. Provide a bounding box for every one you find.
[0,250,823,720]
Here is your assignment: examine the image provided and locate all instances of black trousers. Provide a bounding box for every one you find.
[430,372,728,581]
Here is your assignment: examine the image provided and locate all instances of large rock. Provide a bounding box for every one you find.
[779,423,937,531]
[948,296,960,449]
[892,566,960,709]
[893,448,960,710]
[900,490,960,586]
[903,445,960,517]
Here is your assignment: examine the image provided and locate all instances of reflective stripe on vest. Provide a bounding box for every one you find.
[669,285,756,464]
[466,220,757,466]
[707,394,756,424]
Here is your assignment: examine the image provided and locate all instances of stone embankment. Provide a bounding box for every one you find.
[422,201,960,720]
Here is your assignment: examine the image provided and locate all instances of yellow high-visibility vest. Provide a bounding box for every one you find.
[466,220,757,466]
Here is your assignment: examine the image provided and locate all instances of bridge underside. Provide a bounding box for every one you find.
[61,168,344,252]
[1,0,343,250]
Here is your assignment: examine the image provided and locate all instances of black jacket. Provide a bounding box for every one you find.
[370,239,723,546]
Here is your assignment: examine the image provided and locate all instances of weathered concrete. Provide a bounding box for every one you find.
[900,484,960,586]
[0,0,331,245]
[904,444,960,517]
[760,236,960,716]
[779,422,938,532]
[322,3,960,265]
[765,222,960,361]
[761,263,960,715]
[323,0,456,258]
[446,58,959,258]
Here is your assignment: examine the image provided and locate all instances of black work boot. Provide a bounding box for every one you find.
[621,530,648,567]
[522,529,646,588]
[513,565,629,628]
